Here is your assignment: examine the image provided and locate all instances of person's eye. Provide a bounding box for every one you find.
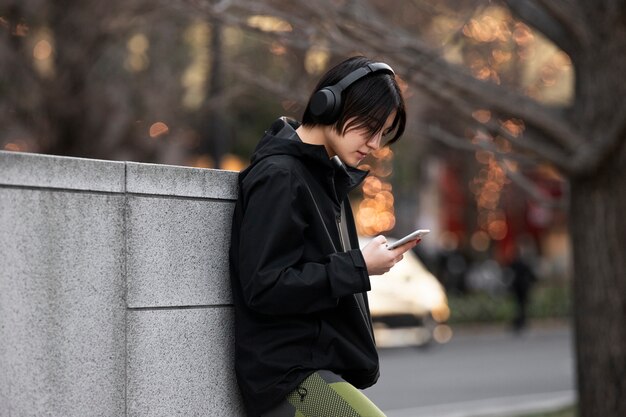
[381,128,395,146]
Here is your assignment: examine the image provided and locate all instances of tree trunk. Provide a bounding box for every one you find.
[570,139,626,416]
[203,19,227,168]
[570,38,626,411]
[567,5,626,413]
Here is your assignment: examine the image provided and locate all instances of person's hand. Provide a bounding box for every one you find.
[361,235,420,276]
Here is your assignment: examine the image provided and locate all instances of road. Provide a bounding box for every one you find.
[365,324,575,417]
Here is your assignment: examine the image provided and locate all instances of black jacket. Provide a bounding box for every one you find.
[229,118,379,416]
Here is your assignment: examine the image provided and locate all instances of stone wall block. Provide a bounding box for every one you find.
[0,187,126,417]
[126,308,244,417]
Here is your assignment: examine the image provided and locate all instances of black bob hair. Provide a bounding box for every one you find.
[301,56,406,146]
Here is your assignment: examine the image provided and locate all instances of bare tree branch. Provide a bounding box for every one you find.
[500,160,568,209]
[400,54,586,152]
[503,0,587,58]
[420,122,542,167]
[408,68,577,173]
[533,0,592,50]
[230,64,309,102]
[422,123,567,208]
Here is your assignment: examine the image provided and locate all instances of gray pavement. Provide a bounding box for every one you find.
[365,322,576,417]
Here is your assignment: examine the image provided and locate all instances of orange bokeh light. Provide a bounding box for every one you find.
[149,122,169,138]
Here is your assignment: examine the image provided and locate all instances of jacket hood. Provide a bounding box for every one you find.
[249,117,369,196]
[250,117,328,166]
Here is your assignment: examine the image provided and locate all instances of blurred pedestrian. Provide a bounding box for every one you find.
[506,245,537,332]
[229,56,416,417]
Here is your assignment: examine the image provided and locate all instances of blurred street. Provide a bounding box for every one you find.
[366,323,575,417]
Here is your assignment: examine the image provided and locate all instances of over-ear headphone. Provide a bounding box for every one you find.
[309,62,395,125]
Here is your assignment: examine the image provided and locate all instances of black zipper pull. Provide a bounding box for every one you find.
[297,386,308,402]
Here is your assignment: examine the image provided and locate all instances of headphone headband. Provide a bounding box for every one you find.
[334,62,395,92]
[310,61,395,124]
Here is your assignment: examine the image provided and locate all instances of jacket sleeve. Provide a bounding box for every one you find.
[237,164,370,315]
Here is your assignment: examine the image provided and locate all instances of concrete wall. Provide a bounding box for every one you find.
[0,151,245,416]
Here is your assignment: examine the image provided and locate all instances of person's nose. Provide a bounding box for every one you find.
[366,133,382,150]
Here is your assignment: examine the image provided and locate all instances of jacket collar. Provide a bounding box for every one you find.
[330,155,369,199]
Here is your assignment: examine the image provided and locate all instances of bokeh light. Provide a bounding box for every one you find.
[149,122,169,138]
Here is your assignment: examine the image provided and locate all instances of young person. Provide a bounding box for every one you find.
[229,56,419,417]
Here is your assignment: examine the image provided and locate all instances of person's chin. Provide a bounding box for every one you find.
[350,153,368,167]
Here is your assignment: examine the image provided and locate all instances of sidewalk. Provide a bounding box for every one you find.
[449,318,572,339]
[371,318,575,417]
[383,390,576,417]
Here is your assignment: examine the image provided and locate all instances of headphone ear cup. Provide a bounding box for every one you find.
[310,87,341,124]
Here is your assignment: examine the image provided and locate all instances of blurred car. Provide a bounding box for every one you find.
[359,237,451,347]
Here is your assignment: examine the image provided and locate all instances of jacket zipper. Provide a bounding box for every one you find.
[336,214,346,252]
[301,178,375,345]
[336,208,375,345]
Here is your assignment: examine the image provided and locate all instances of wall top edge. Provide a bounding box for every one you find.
[126,162,238,200]
[0,150,126,193]
[0,151,239,199]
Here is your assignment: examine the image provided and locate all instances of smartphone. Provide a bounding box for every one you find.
[386,229,430,250]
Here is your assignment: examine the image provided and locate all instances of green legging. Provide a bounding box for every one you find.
[261,370,387,417]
